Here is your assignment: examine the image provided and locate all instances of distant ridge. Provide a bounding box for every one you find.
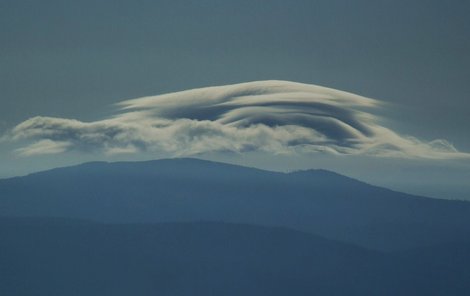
[0,158,469,251]
[3,217,470,295]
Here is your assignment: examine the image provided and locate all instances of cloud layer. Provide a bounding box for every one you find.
[7,80,468,159]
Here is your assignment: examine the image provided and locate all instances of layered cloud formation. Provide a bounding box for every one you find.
[7,80,468,159]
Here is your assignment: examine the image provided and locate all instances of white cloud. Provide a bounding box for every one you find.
[15,139,71,157]
[6,80,469,159]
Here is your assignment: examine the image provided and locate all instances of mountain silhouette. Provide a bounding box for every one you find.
[1,217,469,296]
[0,158,469,250]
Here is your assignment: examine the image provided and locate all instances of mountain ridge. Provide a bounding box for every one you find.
[0,158,373,187]
[1,216,469,295]
[0,158,469,251]
[1,157,457,203]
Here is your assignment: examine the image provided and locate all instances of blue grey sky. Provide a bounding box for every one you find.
[1,0,469,199]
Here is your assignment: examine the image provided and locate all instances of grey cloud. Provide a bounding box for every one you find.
[6,80,469,159]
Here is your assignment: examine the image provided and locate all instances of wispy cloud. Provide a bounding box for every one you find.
[6,80,469,159]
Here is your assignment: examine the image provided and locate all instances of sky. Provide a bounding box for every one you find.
[1,0,469,199]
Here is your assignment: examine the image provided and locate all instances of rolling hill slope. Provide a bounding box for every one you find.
[1,217,469,295]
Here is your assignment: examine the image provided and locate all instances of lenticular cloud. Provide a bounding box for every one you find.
[8,80,468,159]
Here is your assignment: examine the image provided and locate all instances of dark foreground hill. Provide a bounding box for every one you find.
[1,217,469,296]
[0,158,469,250]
